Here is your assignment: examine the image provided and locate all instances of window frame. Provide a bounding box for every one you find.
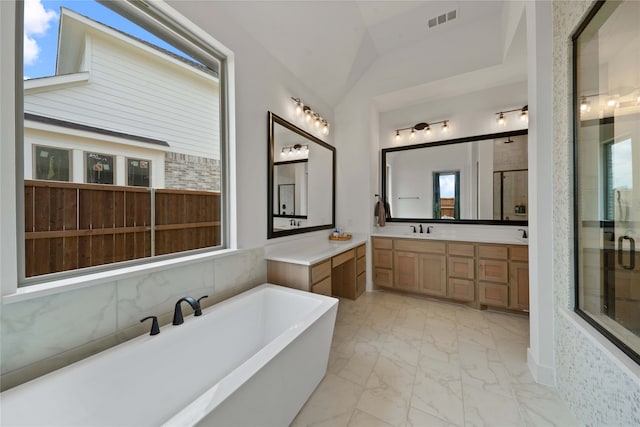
[572,0,640,365]
[85,151,115,185]
[33,144,72,182]
[126,157,152,187]
[12,0,234,290]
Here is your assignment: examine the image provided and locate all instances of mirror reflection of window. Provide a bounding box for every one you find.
[86,152,114,185]
[433,171,460,219]
[35,146,70,181]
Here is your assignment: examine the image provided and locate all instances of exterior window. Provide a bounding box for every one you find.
[433,171,460,219]
[127,158,151,187]
[34,146,70,181]
[86,152,114,185]
[573,0,640,364]
[21,1,225,280]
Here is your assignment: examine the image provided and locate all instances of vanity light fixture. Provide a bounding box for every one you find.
[495,105,527,126]
[281,143,309,157]
[393,119,450,141]
[291,97,330,135]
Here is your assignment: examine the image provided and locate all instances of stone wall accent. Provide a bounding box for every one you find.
[164,152,221,192]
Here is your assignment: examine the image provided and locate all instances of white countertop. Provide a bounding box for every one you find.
[264,233,368,265]
[371,224,528,245]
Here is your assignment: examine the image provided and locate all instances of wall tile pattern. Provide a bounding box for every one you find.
[553,1,640,425]
[0,247,266,390]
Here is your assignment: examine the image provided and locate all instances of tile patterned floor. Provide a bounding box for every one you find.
[291,291,577,427]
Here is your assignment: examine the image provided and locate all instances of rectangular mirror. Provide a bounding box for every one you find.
[268,112,335,238]
[382,129,527,224]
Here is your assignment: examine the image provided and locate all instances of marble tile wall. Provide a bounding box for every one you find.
[0,247,266,390]
[552,1,640,424]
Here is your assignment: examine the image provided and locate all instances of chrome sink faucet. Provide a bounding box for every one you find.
[172,296,201,325]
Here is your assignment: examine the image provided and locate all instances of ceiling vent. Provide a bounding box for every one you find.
[428,9,457,29]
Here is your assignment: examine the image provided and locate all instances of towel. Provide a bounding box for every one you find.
[375,200,386,227]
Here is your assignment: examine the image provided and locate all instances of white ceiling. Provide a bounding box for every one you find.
[211,1,527,109]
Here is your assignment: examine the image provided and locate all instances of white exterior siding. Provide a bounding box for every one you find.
[24,23,220,160]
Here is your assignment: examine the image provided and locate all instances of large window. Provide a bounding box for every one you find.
[573,0,640,363]
[21,1,226,281]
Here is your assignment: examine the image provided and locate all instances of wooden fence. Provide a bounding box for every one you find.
[24,180,220,277]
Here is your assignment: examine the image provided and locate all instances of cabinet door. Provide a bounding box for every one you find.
[509,262,529,310]
[448,257,475,279]
[419,253,447,297]
[448,278,475,302]
[373,249,393,269]
[394,251,419,292]
[478,259,508,283]
[479,282,508,307]
[374,268,393,287]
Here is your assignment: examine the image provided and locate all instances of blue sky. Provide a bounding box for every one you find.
[24,0,188,79]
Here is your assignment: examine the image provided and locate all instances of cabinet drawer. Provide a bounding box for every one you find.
[356,272,366,296]
[357,256,366,275]
[372,237,392,250]
[394,239,445,254]
[448,278,475,302]
[448,257,475,279]
[479,282,508,307]
[333,249,355,267]
[312,277,332,296]
[448,242,475,257]
[311,260,331,283]
[478,245,508,260]
[373,249,393,269]
[510,245,528,261]
[478,259,508,283]
[374,268,393,287]
[356,244,366,258]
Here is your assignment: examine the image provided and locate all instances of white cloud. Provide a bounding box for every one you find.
[23,0,57,65]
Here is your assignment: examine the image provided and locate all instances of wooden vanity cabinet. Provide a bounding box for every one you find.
[447,242,475,302]
[371,236,528,312]
[393,240,446,296]
[509,246,529,310]
[372,237,393,287]
[267,243,366,300]
[478,244,510,308]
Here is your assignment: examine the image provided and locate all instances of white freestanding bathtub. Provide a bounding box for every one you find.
[1,284,338,426]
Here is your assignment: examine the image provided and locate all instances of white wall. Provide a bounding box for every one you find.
[0,0,333,390]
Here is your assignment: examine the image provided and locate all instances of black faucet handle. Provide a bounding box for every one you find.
[195,295,209,316]
[140,316,160,336]
[410,225,416,233]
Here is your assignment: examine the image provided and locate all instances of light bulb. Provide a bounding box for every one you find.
[295,100,303,116]
[410,128,416,139]
[520,110,528,121]
[305,109,312,122]
[580,97,588,111]
[607,98,616,107]
[314,116,321,128]
[442,121,449,132]
[425,126,431,135]
[637,95,640,104]
[497,113,505,126]
[395,130,400,141]
[322,122,329,135]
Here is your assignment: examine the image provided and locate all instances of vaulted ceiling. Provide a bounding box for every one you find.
[183,1,527,110]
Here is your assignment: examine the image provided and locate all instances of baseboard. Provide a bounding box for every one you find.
[527,347,556,386]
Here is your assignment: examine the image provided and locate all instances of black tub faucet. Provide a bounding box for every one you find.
[419,224,423,233]
[410,225,417,233]
[518,228,528,239]
[173,296,201,325]
[426,226,433,234]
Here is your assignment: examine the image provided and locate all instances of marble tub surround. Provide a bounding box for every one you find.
[372,223,528,246]
[291,291,576,427]
[0,247,267,391]
[265,232,368,265]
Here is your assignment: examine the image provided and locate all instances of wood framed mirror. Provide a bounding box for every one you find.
[268,112,335,238]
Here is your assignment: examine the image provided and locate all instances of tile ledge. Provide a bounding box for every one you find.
[2,248,243,305]
[559,309,640,383]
